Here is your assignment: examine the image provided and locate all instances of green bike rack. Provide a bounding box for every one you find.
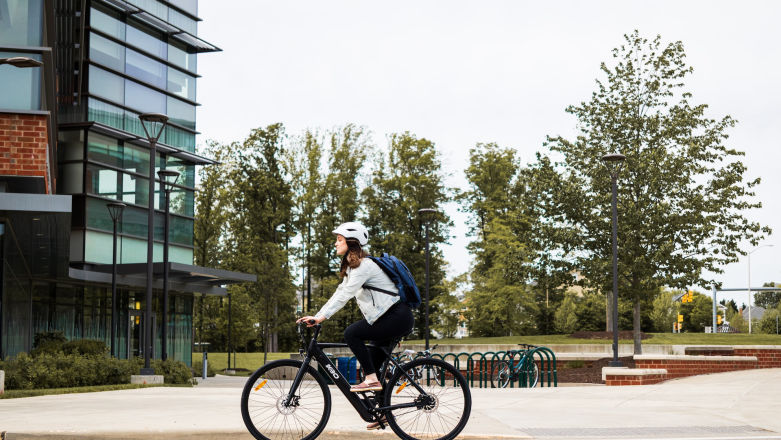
[424,347,556,388]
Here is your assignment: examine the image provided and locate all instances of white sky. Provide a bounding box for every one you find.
[195,1,781,307]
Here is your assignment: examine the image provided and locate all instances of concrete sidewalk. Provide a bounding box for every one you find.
[2,368,780,439]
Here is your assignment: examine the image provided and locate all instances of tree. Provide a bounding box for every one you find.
[650,289,678,332]
[225,124,298,352]
[362,132,453,340]
[554,292,578,334]
[539,31,770,352]
[433,275,467,338]
[755,282,781,310]
[679,291,713,332]
[193,141,232,350]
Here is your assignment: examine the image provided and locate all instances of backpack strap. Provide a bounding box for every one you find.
[362,285,398,296]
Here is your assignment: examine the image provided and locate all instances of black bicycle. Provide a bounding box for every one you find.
[240,323,471,440]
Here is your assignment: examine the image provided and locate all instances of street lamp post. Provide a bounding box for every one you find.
[139,113,168,374]
[157,169,180,361]
[418,208,437,350]
[0,56,43,68]
[747,244,774,334]
[601,153,626,367]
[107,202,126,358]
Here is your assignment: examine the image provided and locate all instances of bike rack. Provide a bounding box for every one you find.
[419,348,557,388]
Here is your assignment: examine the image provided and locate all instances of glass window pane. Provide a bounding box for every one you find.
[86,164,119,199]
[124,143,151,176]
[87,98,125,130]
[89,65,125,104]
[126,21,167,59]
[0,51,41,111]
[0,0,43,46]
[167,68,195,101]
[87,132,122,168]
[168,42,196,73]
[167,187,194,217]
[124,108,146,138]
[165,157,194,188]
[89,33,125,72]
[163,126,195,152]
[125,80,165,114]
[168,8,196,34]
[126,49,166,89]
[166,96,195,129]
[169,215,193,246]
[90,6,125,40]
[168,0,197,18]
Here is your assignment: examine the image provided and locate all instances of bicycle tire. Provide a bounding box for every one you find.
[240,359,331,440]
[490,360,511,388]
[523,360,540,388]
[384,357,471,440]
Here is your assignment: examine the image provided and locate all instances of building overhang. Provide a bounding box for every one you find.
[95,0,221,53]
[58,122,217,165]
[69,262,256,296]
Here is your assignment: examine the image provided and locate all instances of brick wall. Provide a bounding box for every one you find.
[605,373,666,386]
[733,348,781,369]
[0,113,50,193]
[634,357,756,379]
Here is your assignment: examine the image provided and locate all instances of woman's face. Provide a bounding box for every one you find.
[335,234,348,256]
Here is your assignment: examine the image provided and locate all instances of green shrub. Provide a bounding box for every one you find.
[4,352,137,390]
[62,339,108,356]
[151,358,196,385]
[191,358,216,378]
[30,331,68,356]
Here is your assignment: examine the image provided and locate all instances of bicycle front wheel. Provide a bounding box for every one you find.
[384,357,471,440]
[240,359,331,440]
[490,360,511,388]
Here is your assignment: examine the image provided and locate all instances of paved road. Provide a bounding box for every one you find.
[2,368,781,440]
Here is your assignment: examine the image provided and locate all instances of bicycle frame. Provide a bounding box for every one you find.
[283,324,431,423]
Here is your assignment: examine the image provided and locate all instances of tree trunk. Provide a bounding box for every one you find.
[633,298,642,354]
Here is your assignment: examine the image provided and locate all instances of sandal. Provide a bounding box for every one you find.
[350,381,383,392]
[367,416,387,430]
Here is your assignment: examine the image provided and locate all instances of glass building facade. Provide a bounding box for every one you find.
[0,0,241,366]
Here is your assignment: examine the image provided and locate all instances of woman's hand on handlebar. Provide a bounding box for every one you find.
[296,315,325,327]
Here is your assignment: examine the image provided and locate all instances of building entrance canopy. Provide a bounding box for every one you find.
[70,262,256,296]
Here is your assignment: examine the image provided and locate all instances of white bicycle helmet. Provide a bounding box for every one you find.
[332,222,369,246]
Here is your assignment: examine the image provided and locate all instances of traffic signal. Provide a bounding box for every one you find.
[717,315,723,325]
[677,314,684,323]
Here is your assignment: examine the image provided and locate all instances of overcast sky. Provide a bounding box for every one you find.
[195,1,781,307]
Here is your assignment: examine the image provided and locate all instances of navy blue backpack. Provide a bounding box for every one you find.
[363,253,422,309]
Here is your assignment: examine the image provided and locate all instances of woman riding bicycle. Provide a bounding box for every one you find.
[296,221,414,395]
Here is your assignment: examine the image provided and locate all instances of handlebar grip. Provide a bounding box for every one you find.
[307,319,316,325]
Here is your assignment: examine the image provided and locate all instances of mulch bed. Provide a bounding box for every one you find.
[557,356,636,384]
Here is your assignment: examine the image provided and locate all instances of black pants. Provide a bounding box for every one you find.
[344,302,414,376]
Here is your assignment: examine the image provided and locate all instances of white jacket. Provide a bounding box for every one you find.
[315,258,399,325]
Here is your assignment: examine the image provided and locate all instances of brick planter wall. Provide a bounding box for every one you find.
[733,347,781,368]
[0,113,50,192]
[634,355,756,379]
[603,368,667,386]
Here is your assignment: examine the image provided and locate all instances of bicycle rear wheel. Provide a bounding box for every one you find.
[240,359,331,440]
[490,360,511,388]
[384,357,471,440]
[522,360,540,388]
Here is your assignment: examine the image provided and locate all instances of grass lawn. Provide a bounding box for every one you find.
[402,333,781,346]
[192,351,295,373]
[0,383,185,399]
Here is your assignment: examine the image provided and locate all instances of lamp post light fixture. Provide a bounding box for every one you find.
[139,112,168,374]
[157,169,180,361]
[106,202,126,358]
[747,244,774,334]
[418,208,437,350]
[601,153,626,367]
[0,56,43,68]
